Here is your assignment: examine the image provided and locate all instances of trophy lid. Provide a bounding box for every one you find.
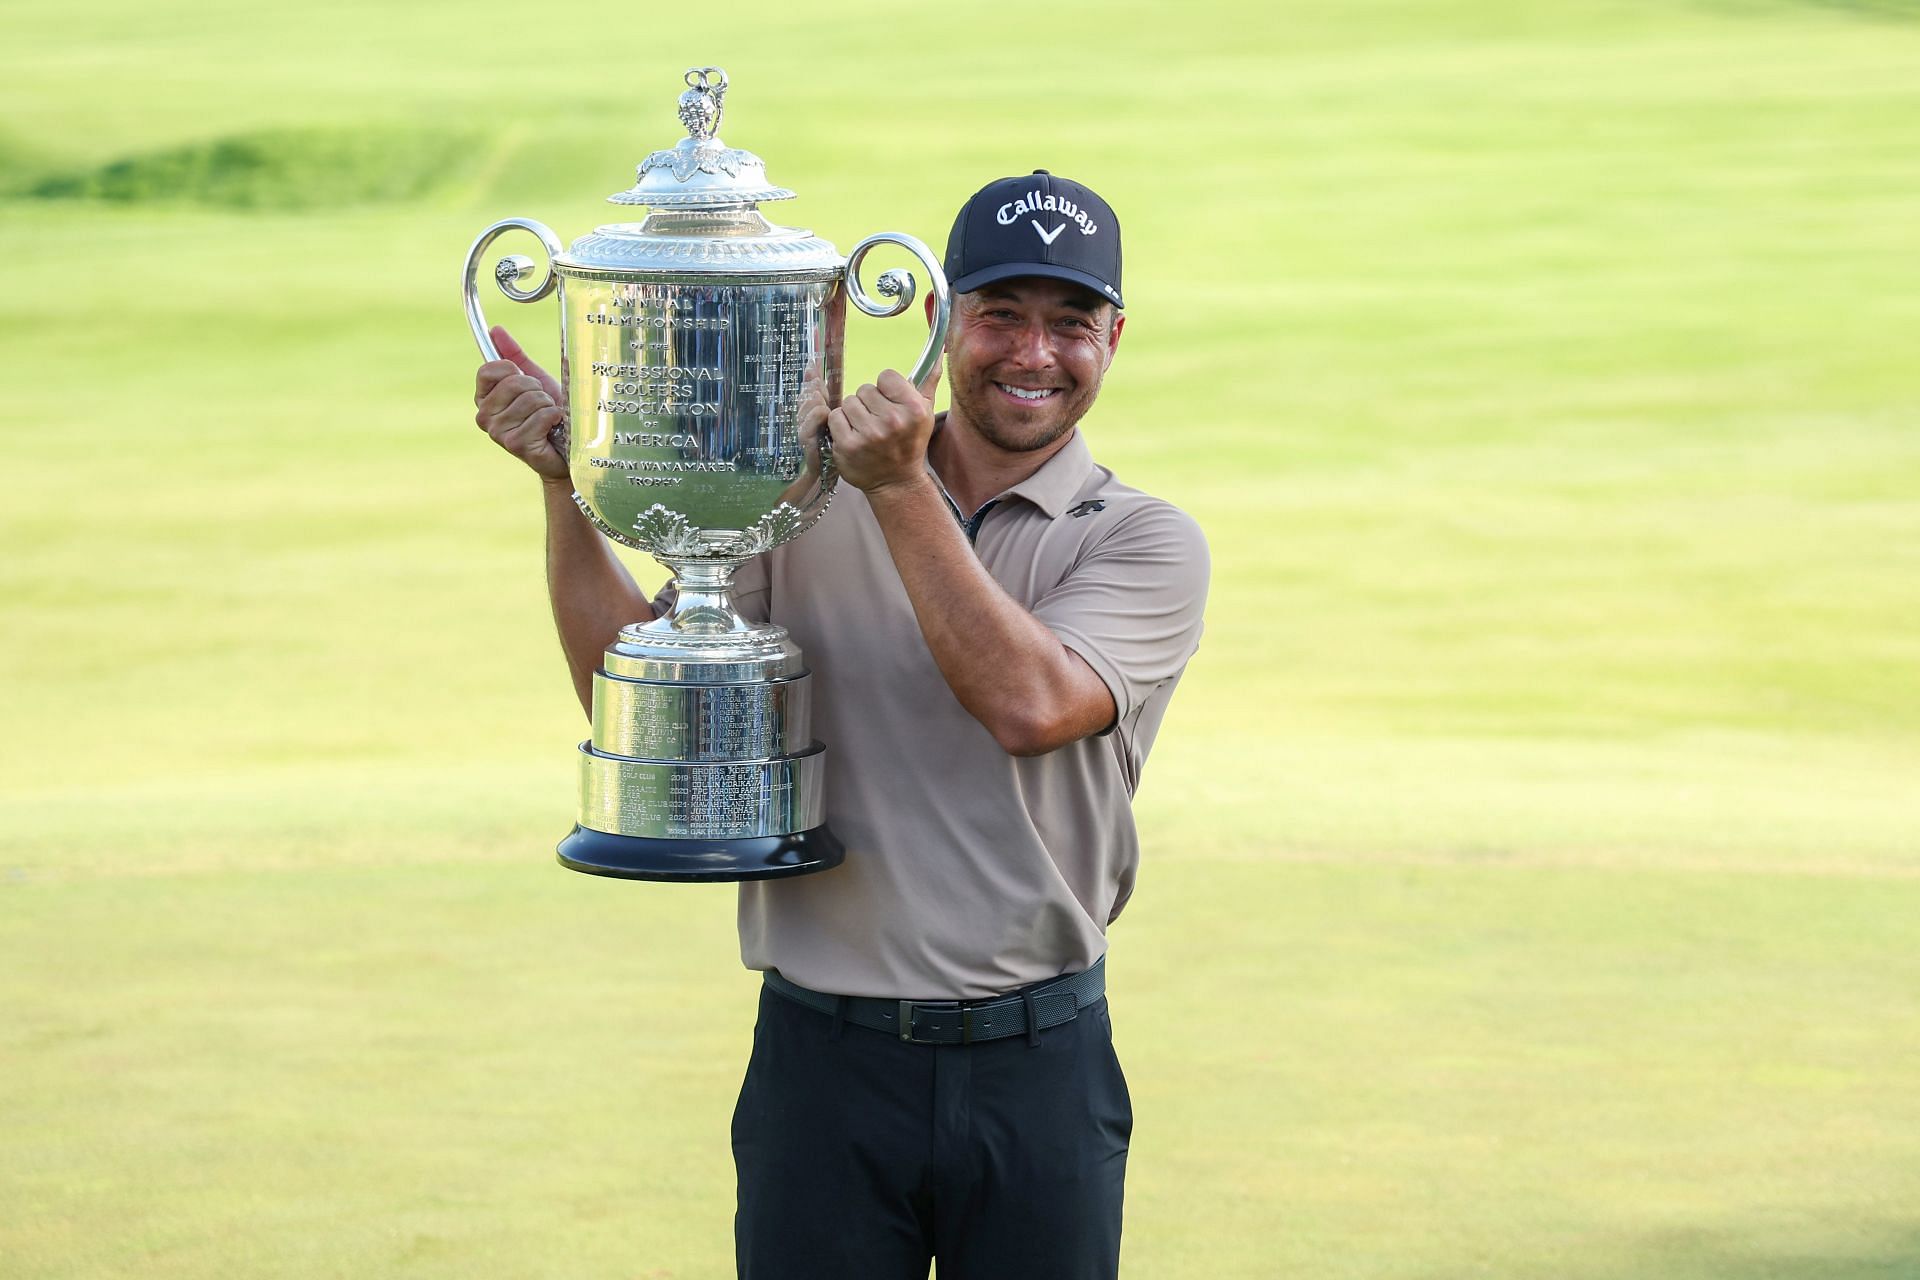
[607,67,795,210]
[557,66,840,275]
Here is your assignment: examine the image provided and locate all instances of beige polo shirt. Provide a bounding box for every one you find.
[653,424,1209,1000]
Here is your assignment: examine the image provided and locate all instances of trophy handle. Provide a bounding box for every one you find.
[844,233,951,390]
[462,217,566,361]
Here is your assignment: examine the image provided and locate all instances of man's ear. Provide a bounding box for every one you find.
[1106,311,1126,366]
[924,292,940,331]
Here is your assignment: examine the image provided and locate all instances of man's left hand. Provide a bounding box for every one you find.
[826,369,937,496]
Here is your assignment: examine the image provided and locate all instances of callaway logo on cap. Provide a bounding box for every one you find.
[943,170,1124,309]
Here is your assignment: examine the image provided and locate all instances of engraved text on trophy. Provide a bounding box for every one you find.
[565,278,843,539]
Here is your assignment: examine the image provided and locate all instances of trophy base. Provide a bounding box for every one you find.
[556,823,845,883]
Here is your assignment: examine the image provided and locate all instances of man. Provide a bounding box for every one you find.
[473,171,1208,1279]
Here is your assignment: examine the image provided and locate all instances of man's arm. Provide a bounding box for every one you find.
[831,372,1115,757]
[868,476,1116,755]
[536,480,653,716]
[474,326,654,717]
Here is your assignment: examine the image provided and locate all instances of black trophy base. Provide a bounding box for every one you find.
[556,824,845,883]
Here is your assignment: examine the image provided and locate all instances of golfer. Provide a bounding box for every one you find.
[473,170,1209,1279]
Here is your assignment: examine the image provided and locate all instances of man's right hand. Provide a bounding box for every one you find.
[474,325,569,482]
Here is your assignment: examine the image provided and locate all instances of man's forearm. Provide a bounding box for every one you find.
[865,476,1114,755]
[542,478,655,717]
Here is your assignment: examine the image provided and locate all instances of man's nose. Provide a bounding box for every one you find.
[1006,320,1057,367]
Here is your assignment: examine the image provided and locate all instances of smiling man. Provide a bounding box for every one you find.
[473,170,1208,1280]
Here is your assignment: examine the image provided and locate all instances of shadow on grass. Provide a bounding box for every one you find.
[1804,0,1920,17]
[18,126,485,210]
[1423,1221,1920,1280]
[1648,1224,1917,1280]
[1714,0,1920,20]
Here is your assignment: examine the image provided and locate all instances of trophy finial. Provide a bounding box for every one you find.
[678,67,729,141]
[618,66,791,207]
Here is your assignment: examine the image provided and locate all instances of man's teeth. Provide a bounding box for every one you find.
[998,384,1058,401]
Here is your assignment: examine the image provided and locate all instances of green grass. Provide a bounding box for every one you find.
[3,0,1918,1276]
[6,857,1916,1279]
[22,127,486,208]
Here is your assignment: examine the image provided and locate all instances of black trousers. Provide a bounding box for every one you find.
[732,982,1133,1279]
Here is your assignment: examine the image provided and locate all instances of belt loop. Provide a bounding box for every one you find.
[1021,986,1040,1048]
[830,994,848,1041]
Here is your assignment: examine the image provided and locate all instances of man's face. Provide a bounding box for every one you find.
[941,278,1125,454]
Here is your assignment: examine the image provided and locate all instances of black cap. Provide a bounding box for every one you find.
[943,170,1124,309]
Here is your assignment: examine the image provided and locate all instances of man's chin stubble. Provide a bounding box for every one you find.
[991,426,1073,453]
[955,395,1084,455]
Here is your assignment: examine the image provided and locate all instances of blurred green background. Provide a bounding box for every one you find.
[3,1,1917,1276]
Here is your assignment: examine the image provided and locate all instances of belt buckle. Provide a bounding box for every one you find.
[898,999,964,1044]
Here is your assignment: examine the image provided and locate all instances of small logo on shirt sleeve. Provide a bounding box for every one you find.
[1068,499,1107,518]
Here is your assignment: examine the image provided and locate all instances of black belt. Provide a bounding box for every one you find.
[763,958,1105,1045]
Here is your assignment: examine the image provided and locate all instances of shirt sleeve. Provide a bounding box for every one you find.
[648,552,773,625]
[1029,501,1210,729]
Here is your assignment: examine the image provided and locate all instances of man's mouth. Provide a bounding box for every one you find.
[995,383,1060,403]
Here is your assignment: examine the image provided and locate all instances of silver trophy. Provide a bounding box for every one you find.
[463,67,950,881]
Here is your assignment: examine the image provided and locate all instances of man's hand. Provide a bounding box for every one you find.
[474,325,569,482]
[826,369,937,496]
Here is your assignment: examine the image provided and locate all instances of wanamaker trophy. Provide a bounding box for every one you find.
[462,66,951,882]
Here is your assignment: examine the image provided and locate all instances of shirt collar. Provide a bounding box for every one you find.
[927,414,1097,520]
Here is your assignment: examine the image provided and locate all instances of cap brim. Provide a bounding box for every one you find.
[948,261,1124,310]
